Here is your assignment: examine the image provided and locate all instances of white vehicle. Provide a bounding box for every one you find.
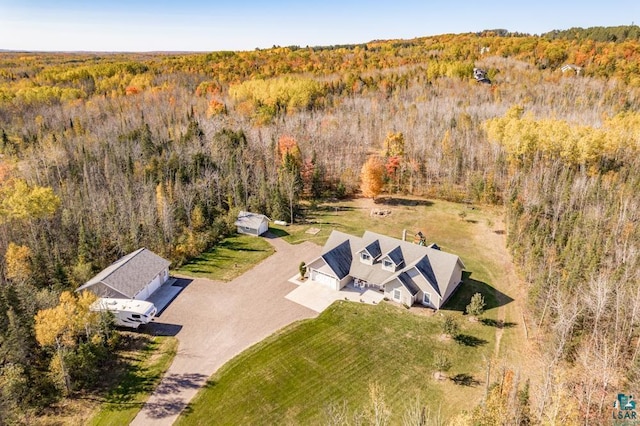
[91,298,157,329]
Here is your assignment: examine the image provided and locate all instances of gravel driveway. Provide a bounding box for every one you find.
[131,235,321,426]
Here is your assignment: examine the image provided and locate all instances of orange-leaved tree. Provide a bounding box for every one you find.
[360,156,385,199]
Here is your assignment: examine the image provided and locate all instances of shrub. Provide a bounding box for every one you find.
[466,293,486,317]
[442,315,459,337]
[433,352,452,372]
[299,261,307,279]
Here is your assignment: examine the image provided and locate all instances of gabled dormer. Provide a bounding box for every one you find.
[358,240,381,265]
[381,246,404,272]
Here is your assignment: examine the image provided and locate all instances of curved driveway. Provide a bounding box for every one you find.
[131,236,321,426]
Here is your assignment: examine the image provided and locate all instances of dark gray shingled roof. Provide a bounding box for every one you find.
[76,248,170,299]
[322,240,352,279]
[363,240,382,259]
[385,246,404,266]
[397,272,420,296]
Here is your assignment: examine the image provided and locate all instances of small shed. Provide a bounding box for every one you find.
[235,211,270,236]
[76,248,170,301]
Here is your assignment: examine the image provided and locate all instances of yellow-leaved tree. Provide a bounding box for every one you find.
[0,179,60,222]
[360,156,385,199]
[4,242,32,283]
[34,291,104,394]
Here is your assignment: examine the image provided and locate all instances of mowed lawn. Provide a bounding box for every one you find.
[173,234,274,281]
[88,335,178,426]
[178,301,494,425]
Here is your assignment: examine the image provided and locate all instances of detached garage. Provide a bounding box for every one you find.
[235,211,270,236]
[76,248,170,301]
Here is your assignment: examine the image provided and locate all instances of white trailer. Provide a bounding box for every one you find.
[91,298,157,329]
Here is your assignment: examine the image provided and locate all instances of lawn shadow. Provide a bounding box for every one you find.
[480,318,516,329]
[313,204,358,212]
[450,373,480,386]
[441,272,514,313]
[267,227,290,238]
[454,334,488,347]
[218,240,269,252]
[374,196,434,207]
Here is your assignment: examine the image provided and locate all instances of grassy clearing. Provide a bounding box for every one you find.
[173,234,274,281]
[87,335,178,426]
[178,302,494,425]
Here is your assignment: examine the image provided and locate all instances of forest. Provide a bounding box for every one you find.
[0,25,639,424]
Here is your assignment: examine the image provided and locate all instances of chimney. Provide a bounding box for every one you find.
[402,229,407,241]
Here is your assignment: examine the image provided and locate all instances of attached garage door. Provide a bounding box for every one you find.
[311,270,338,290]
[134,274,163,301]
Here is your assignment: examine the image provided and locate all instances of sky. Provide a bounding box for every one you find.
[0,0,638,52]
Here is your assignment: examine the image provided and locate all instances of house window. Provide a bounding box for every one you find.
[383,259,394,270]
[423,293,430,306]
[393,289,401,301]
[360,252,371,262]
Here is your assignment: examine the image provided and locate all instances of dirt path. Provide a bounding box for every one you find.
[130,237,321,426]
[475,213,541,380]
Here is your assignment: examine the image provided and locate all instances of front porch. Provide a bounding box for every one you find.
[352,278,383,291]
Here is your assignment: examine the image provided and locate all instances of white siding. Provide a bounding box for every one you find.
[258,220,269,235]
[440,261,464,307]
[384,280,414,306]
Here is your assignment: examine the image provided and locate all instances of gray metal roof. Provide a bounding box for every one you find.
[322,240,353,279]
[362,240,382,259]
[76,248,170,298]
[397,272,420,296]
[234,211,269,230]
[385,246,405,266]
[414,256,441,296]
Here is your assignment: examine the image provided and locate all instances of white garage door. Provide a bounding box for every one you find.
[311,270,337,290]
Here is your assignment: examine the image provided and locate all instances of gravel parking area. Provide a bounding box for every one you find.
[131,236,321,426]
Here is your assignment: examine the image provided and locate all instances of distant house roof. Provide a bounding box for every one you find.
[561,64,582,73]
[76,248,170,299]
[235,211,269,230]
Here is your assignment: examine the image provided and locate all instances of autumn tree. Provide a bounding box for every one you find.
[5,243,32,283]
[360,156,385,200]
[34,291,112,394]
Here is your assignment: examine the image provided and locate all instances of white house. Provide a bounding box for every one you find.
[306,230,465,309]
[76,248,170,301]
[235,211,270,236]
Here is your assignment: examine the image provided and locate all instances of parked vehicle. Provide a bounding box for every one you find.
[91,297,157,329]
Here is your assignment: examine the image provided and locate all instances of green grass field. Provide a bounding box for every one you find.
[173,234,274,281]
[87,335,178,426]
[177,302,494,425]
